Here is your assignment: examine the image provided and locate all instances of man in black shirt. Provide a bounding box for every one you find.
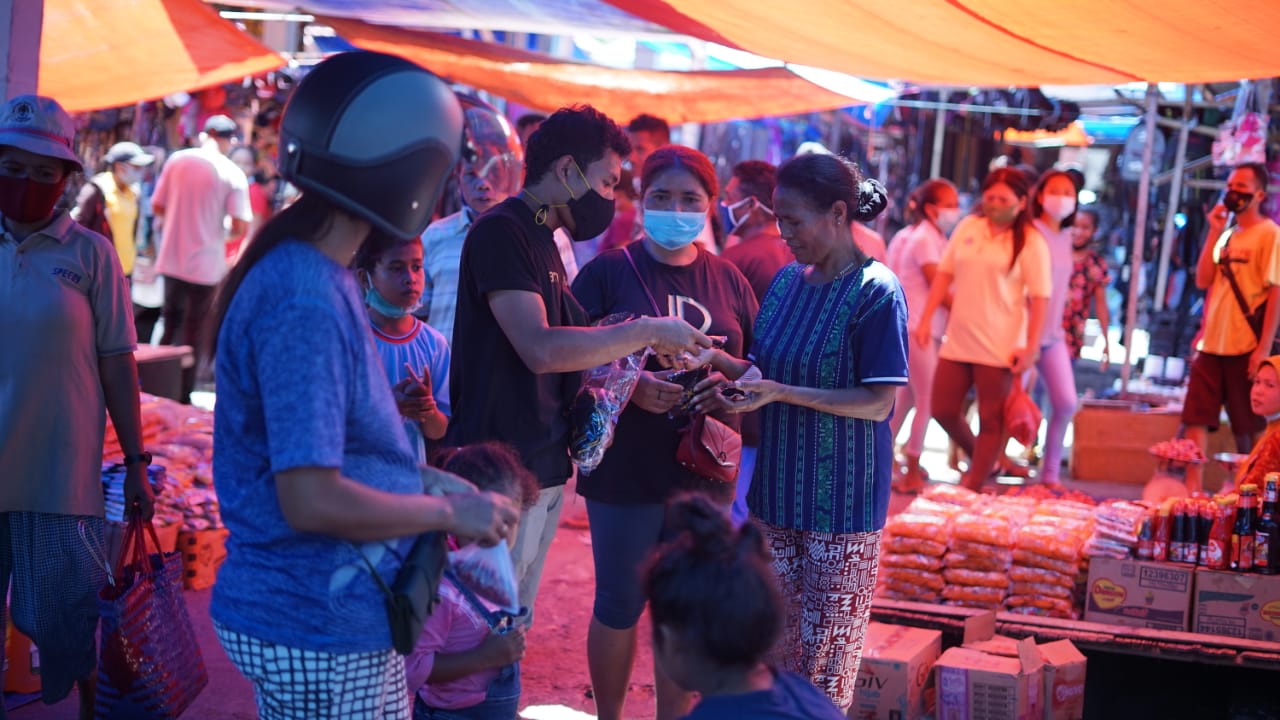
[448,105,710,618]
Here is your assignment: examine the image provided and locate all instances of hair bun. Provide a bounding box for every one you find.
[855,178,888,222]
[666,494,733,555]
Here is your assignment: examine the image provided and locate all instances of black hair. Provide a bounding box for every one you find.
[515,113,547,135]
[776,153,888,223]
[1029,169,1078,228]
[206,193,340,359]
[1076,207,1100,233]
[643,494,782,670]
[731,160,777,210]
[351,230,418,274]
[641,145,718,200]
[980,167,1033,271]
[1237,162,1271,193]
[905,178,957,225]
[440,442,539,510]
[523,105,631,187]
[627,113,671,142]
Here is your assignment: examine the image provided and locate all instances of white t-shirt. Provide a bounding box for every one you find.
[153,146,251,286]
[1033,218,1074,345]
[889,220,949,338]
[938,215,1051,368]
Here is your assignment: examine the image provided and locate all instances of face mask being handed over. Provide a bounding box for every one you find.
[1224,190,1256,214]
[0,175,66,224]
[1041,195,1076,222]
[363,282,421,319]
[644,208,707,250]
[562,161,615,241]
[933,207,962,235]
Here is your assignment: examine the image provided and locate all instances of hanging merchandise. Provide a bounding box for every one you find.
[1211,81,1271,168]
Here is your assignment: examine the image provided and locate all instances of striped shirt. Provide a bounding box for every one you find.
[747,260,908,534]
[420,208,474,346]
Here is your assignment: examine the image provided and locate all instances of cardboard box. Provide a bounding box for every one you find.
[1039,640,1087,720]
[1084,557,1194,631]
[1192,568,1280,642]
[850,622,942,720]
[933,614,1044,720]
[1070,405,1234,490]
[179,528,229,590]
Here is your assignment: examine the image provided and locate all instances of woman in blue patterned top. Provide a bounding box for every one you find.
[694,153,908,712]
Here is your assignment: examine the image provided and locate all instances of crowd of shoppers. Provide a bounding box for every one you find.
[11,43,1264,720]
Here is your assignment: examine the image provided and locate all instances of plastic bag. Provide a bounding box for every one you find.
[880,552,945,572]
[880,567,946,592]
[1009,565,1075,589]
[920,484,981,508]
[1006,595,1075,616]
[1010,581,1073,600]
[1015,524,1082,562]
[951,513,1014,547]
[883,535,948,557]
[883,512,950,541]
[945,551,1011,573]
[941,585,1006,605]
[950,540,1014,562]
[943,568,1011,589]
[876,582,939,602]
[1003,379,1042,447]
[570,313,650,474]
[448,543,519,614]
[1011,550,1078,576]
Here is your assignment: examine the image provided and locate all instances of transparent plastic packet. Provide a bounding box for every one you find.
[448,543,520,615]
[570,313,651,474]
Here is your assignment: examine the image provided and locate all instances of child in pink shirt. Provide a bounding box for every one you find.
[407,442,538,720]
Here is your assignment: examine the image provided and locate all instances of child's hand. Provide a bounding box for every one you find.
[481,625,526,666]
[395,364,438,421]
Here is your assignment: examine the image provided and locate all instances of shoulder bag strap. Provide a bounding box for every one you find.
[1217,228,1257,325]
[622,245,664,317]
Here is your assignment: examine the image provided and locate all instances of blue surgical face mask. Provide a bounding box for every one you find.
[644,208,706,250]
[364,283,420,319]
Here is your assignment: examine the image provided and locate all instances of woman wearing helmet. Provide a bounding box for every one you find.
[206,52,518,720]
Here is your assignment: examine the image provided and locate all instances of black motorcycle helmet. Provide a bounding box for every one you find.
[277,51,463,239]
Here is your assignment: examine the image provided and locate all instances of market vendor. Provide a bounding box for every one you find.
[1237,355,1280,490]
[0,94,154,718]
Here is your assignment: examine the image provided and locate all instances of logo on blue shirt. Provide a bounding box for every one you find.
[52,267,83,284]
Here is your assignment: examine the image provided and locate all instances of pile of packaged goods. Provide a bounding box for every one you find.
[103,394,221,531]
[1007,502,1094,618]
[1083,500,1147,559]
[877,485,1100,617]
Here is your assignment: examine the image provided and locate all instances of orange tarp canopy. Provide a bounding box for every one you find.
[40,0,285,113]
[604,0,1280,86]
[1003,121,1092,148]
[324,18,865,125]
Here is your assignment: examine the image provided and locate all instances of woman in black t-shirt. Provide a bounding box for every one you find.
[571,145,757,720]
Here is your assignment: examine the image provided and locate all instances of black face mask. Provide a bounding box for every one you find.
[562,161,615,241]
[1224,190,1255,214]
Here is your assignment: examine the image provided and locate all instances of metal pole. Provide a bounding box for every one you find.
[930,106,945,178]
[1154,85,1194,312]
[1121,84,1160,393]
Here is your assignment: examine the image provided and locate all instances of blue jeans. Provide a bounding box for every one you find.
[413,663,520,720]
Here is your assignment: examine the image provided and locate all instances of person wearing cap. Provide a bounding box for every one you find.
[0,94,155,718]
[72,141,154,278]
[150,113,251,399]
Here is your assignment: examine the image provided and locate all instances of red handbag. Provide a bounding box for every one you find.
[96,511,208,720]
[676,414,743,484]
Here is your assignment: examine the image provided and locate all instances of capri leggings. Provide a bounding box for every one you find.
[586,500,667,630]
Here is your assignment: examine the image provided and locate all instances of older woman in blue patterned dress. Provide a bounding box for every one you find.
[693,152,908,712]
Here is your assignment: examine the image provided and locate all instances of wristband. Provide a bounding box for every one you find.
[122,451,152,466]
